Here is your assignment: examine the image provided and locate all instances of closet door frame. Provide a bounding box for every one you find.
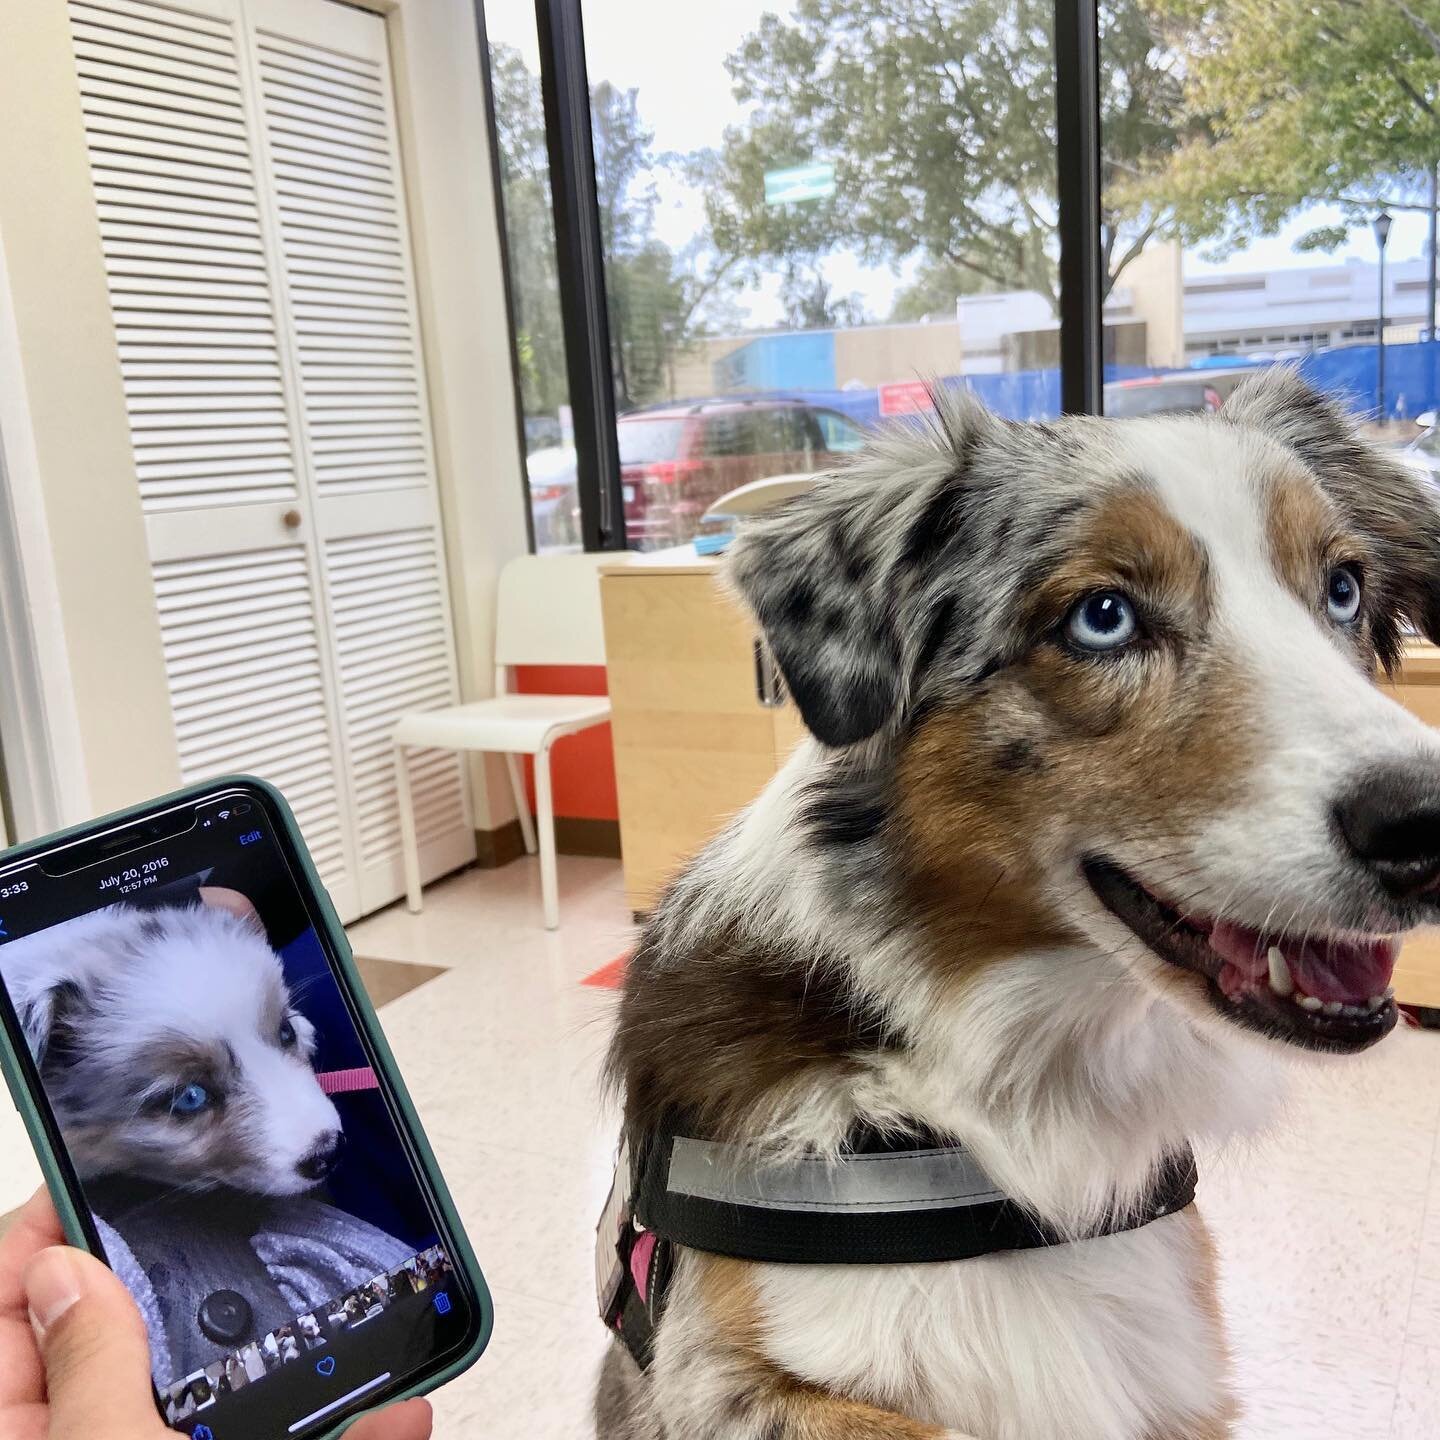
[0,230,94,840]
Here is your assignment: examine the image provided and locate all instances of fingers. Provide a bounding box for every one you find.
[0,1190,67,1408]
[344,1398,434,1440]
[23,1245,166,1440]
[0,1190,66,1313]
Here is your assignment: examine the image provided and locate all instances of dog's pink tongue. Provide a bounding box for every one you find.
[1209,921,1398,1002]
[1283,936,1398,1002]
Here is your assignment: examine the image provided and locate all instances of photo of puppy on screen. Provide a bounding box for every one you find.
[0,868,448,1401]
[5,897,344,1196]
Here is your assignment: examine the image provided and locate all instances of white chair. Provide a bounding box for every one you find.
[392,552,618,929]
[702,471,825,522]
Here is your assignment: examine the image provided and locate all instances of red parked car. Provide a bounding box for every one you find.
[616,398,866,548]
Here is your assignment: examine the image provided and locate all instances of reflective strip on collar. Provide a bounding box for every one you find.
[632,1120,1200,1267]
[666,1137,1008,1214]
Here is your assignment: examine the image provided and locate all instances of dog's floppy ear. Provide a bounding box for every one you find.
[727,393,1000,747]
[1226,367,1440,660]
[12,978,83,1069]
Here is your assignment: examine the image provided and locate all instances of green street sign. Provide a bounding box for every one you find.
[764,162,836,206]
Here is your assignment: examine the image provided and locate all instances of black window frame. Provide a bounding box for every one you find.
[477,0,1105,553]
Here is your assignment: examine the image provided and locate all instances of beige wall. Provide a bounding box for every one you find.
[0,0,180,823]
[669,337,746,399]
[1121,240,1185,369]
[0,0,528,832]
[379,0,531,828]
[674,322,967,397]
[834,322,963,388]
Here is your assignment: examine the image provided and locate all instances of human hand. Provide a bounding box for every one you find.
[0,1189,433,1440]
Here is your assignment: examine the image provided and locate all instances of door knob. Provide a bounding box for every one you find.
[282,508,303,530]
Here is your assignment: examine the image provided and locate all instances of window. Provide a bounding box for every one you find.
[566,0,1063,549]
[1103,0,1438,425]
[696,409,815,460]
[617,418,686,466]
[481,0,577,553]
[816,410,866,453]
[516,1,1440,552]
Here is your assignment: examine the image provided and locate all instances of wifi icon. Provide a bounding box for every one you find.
[218,810,231,821]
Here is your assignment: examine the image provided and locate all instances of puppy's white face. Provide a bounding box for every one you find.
[13,906,342,1194]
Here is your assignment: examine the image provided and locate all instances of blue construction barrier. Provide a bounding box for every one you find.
[770,339,1440,430]
[1298,339,1440,422]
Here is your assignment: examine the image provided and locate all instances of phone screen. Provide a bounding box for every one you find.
[0,785,481,1439]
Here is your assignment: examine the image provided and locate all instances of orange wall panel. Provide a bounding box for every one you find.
[513,664,618,821]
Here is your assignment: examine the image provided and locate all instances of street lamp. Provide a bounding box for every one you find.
[1374,210,1393,422]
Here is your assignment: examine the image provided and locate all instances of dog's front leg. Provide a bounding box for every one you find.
[647,1254,981,1440]
[698,1378,978,1440]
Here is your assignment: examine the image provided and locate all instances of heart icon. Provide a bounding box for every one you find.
[316,1356,336,1377]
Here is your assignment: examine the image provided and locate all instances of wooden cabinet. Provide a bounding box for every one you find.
[601,560,806,913]
[1385,645,1440,1008]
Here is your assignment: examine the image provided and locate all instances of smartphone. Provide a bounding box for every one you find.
[0,779,491,1440]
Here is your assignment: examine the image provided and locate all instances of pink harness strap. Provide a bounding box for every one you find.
[629,1230,658,1305]
[316,1067,379,1096]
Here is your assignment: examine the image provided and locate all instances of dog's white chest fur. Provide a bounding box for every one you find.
[753,1214,1224,1440]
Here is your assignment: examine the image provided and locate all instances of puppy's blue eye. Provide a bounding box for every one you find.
[171,1083,211,1116]
[1327,565,1362,625]
[1066,591,1138,652]
[278,1019,296,1047]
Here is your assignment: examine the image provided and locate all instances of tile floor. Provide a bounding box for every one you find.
[4,853,1440,1436]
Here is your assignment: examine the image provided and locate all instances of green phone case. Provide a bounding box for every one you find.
[0,776,492,1438]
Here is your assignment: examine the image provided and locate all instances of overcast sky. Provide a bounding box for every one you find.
[484,0,1432,325]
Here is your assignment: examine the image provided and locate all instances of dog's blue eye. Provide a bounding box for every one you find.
[1066,592,1138,652]
[171,1084,211,1116]
[278,1019,296,1047]
[1327,565,1362,625]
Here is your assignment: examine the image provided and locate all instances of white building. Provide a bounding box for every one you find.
[1182,257,1435,362]
[953,290,1056,372]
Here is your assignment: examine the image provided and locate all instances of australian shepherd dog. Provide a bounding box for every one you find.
[597,369,1440,1439]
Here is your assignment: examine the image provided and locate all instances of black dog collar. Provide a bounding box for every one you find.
[633,1120,1198,1266]
[598,1116,1198,1369]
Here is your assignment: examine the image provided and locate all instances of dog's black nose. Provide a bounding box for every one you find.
[296,1131,344,1183]
[1335,765,1440,898]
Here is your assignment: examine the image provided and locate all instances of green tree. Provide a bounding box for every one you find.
[889,258,997,322]
[779,261,869,329]
[1141,0,1440,254]
[708,0,1188,310]
[591,82,676,407]
[489,44,568,425]
[593,89,742,405]
[490,50,737,416]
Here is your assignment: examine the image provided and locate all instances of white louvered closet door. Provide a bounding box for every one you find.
[242,0,472,915]
[67,0,473,920]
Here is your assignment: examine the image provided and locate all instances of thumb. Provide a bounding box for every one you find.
[25,1245,166,1439]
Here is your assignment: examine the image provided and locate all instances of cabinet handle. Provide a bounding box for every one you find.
[754,638,786,708]
[282,508,303,530]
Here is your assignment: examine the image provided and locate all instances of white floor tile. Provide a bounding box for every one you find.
[0,1099,41,1213]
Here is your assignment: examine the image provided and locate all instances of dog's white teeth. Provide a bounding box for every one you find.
[1299,995,1324,1012]
[1267,946,1295,998]
[1341,1004,1365,1018]
[1386,986,1396,1000]
[1367,994,1386,1011]
[1322,1000,1344,1017]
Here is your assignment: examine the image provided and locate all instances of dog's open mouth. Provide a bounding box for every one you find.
[1083,859,1399,1052]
